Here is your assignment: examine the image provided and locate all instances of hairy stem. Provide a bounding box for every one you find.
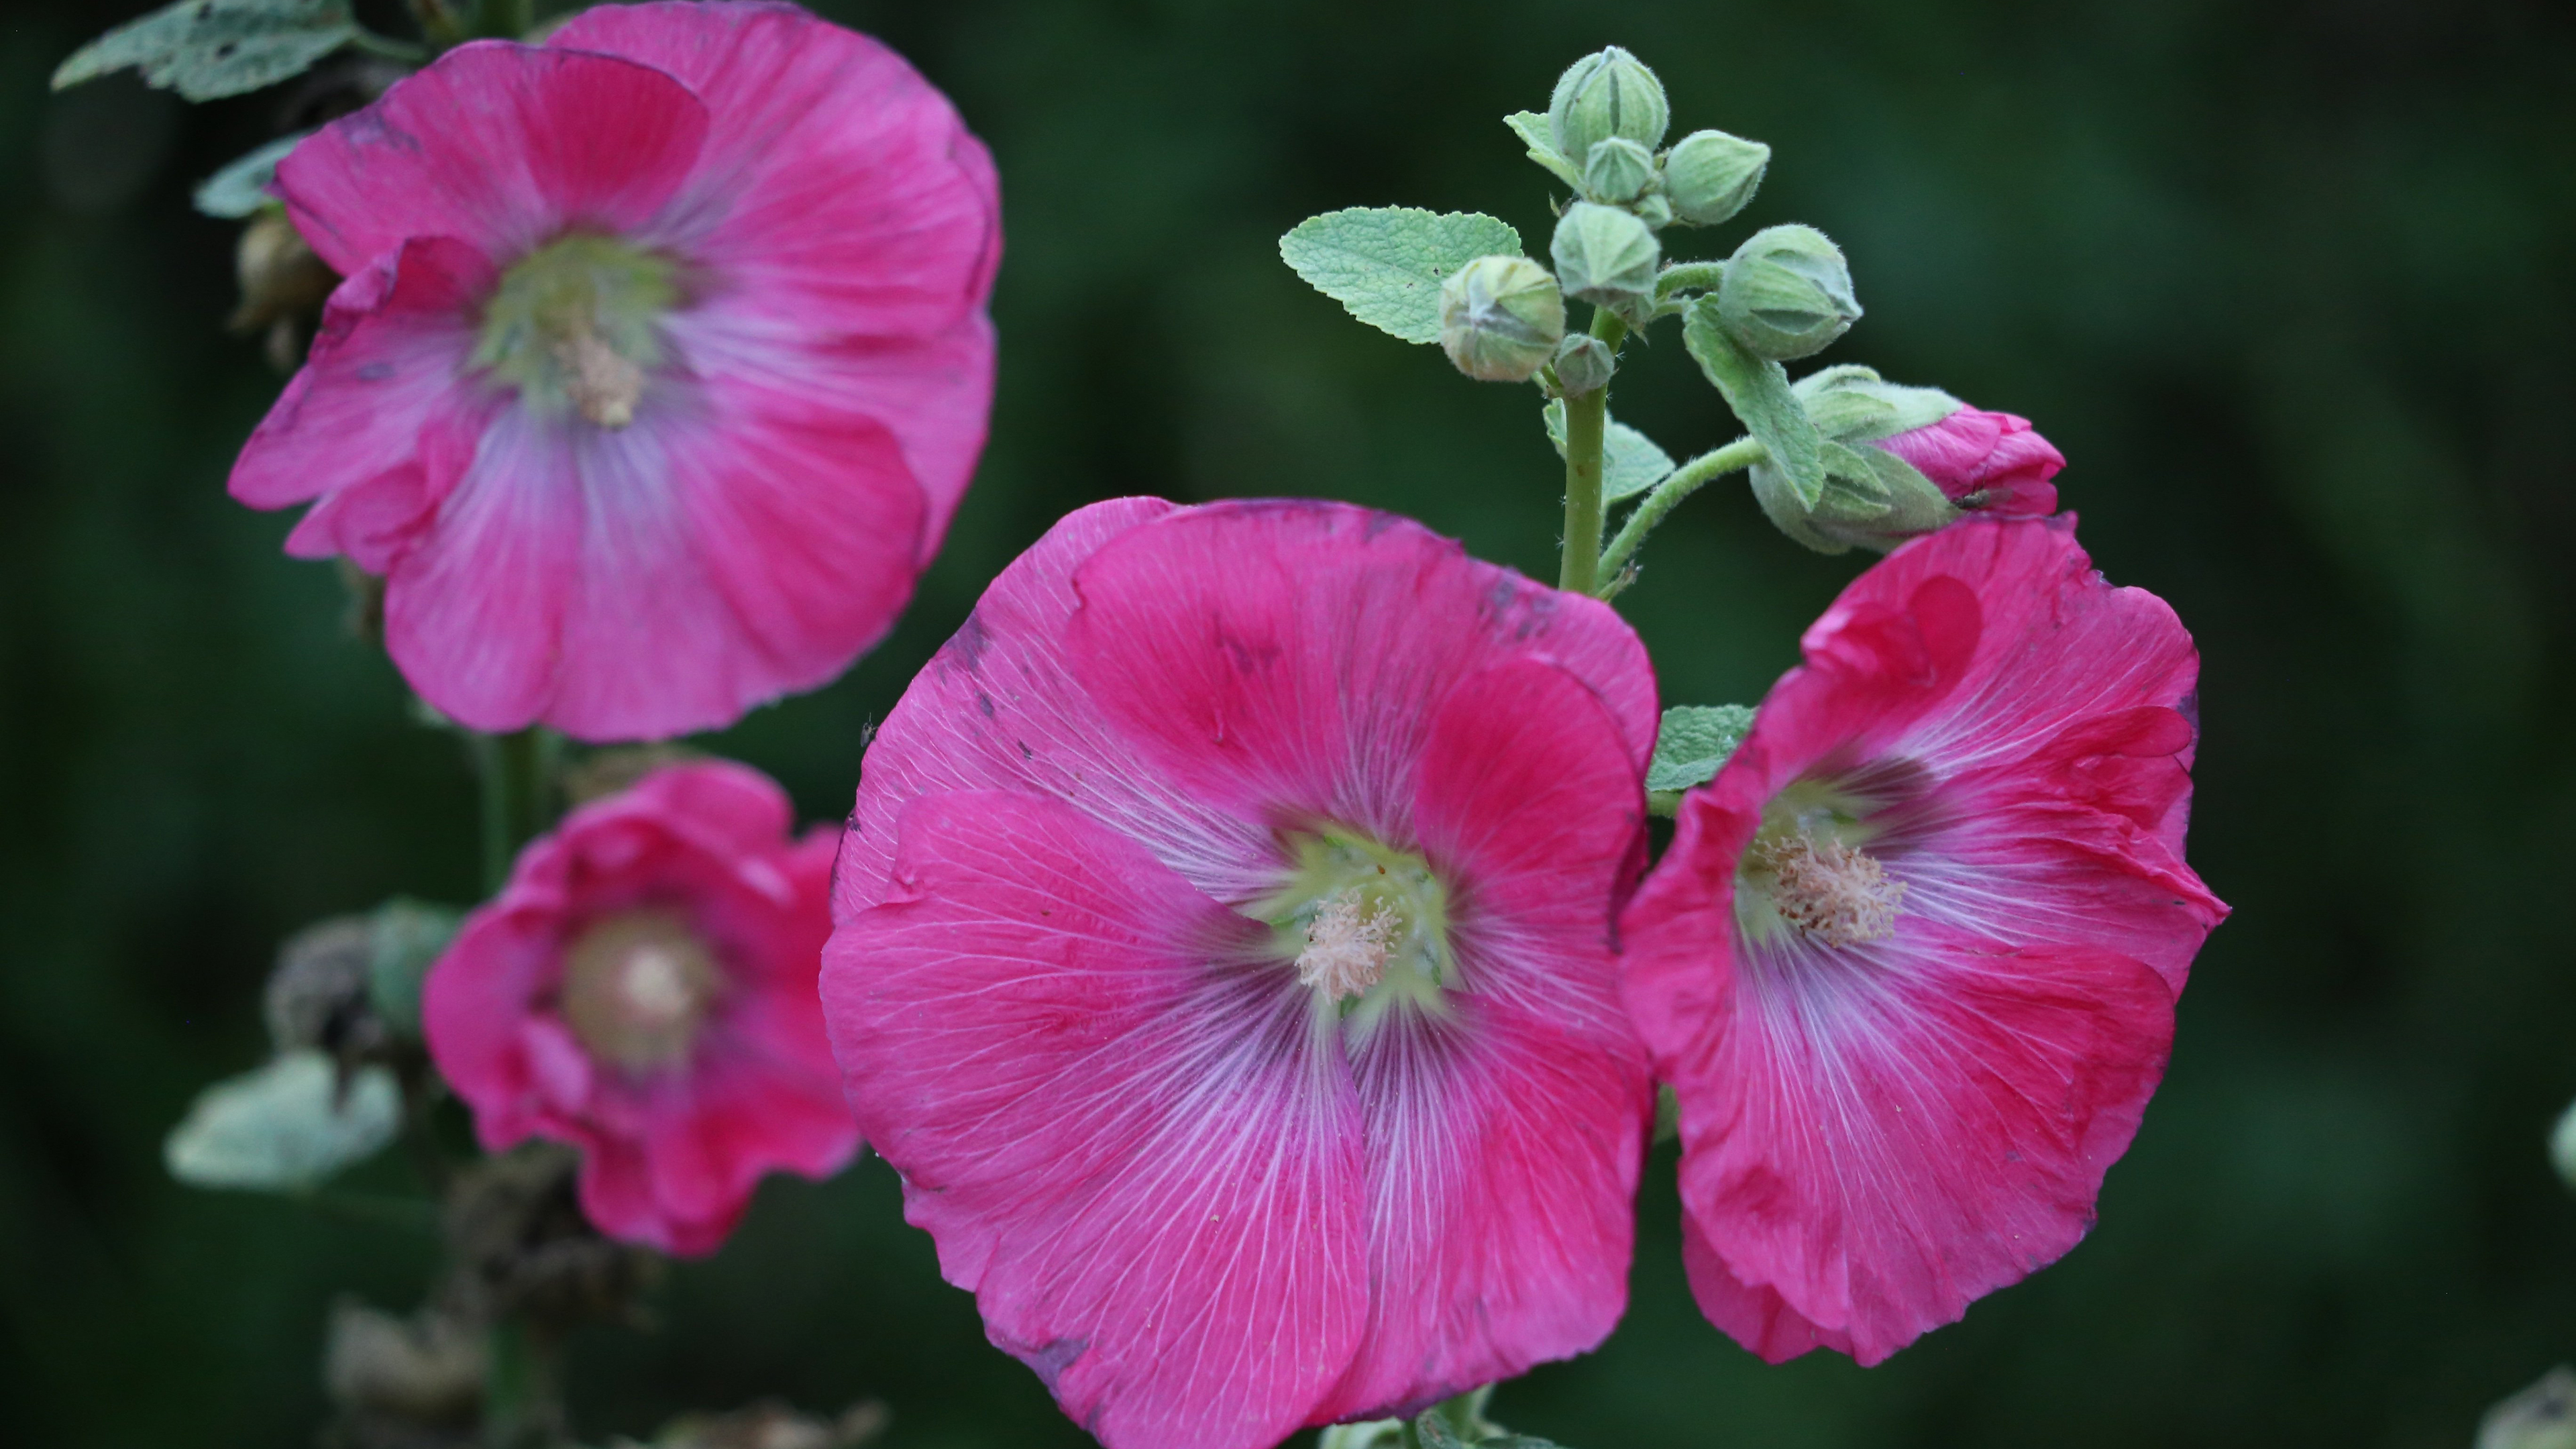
[1654,260,1727,301]
[1596,434,1768,588]
[476,728,554,895]
[1558,309,1629,596]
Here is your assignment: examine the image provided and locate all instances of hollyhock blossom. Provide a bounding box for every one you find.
[425,761,856,1255]
[1621,517,2225,1365]
[230,1,1000,741]
[822,498,1659,1449]
[1874,405,2065,517]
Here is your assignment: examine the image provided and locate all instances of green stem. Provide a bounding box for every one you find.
[347,29,431,62]
[476,728,553,895]
[1558,309,1629,596]
[1595,434,1768,588]
[484,1321,568,1448]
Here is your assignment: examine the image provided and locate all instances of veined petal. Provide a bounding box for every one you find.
[279,43,710,274]
[825,790,1368,1449]
[1064,502,1658,845]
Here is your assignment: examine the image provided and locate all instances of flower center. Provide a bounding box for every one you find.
[472,233,678,429]
[558,910,721,1071]
[1254,828,1452,1024]
[1737,781,1906,948]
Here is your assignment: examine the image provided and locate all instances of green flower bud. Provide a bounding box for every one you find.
[2479,1366,2576,1449]
[1581,137,1656,205]
[1438,255,1565,383]
[1633,192,1674,230]
[1552,333,1615,396]
[1551,202,1660,311]
[1715,223,1860,360]
[1663,128,1771,226]
[2551,1095,2576,1195]
[1548,46,1669,163]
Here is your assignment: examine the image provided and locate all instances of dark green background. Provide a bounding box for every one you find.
[5,0,2572,1444]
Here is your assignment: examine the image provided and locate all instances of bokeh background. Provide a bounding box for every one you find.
[5,0,2574,1444]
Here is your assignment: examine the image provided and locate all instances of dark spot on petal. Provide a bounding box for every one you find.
[356,362,394,382]
[975,691,994,718]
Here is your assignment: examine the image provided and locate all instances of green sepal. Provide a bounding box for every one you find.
[193,131,307,218]
[1648,703,1755,798]
[52,0,357,102]
[1813,440,1896,521]
[1503,111,1582,189]
[164,1050,401,1191]
[1544,399,1675,501]
[1754,437,1959,555]
[1684,297,1824,505]
[1281,208,1523,345]
[1794,364,1965,444]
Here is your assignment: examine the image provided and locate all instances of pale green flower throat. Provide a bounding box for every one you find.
[1252,828,1454,1030]
[473,234,679,429]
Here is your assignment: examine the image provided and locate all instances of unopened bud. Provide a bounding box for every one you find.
[1551,202,1660,311]
[230,209,337,372]
[1663,129,1770,225]
[324,1300,486,1425]
[2480,1367,2576,1449]
[1552,334,1615,396]
[1716,224,1860,360]
[1548,47,1669,163]
[1581,137,1656,205]
[1632,192,1674,230]
[2552,1096,2576,1195]
[1438,256,1565,383]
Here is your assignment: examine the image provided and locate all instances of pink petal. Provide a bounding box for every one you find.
[1063,501,1658,843]
[278,42,710,274]
[833,496,1281,920]
[231,237,492,516]
[381,378,926,741]
[1874,407,2063,517]
[825,790,1369,1449]
[551,0,1001,340]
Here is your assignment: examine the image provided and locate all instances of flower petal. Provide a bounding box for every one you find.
[1304,657,1653,1419]
[1063,501,1658,844]
[231,237,492,517]
[551,0,1002,339]
[381,377,926,741]
[824,790,1369,1449]
[278,42,710,274]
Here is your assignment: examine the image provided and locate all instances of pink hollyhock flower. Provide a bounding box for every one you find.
[1874,405,2065,517]
[425,761,857,1255]
[822,498,1660,1449]
[1621,517,2226,1365]
[229,1,1000,742]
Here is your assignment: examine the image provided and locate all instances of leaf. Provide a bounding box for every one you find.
[1683,296,1825,506]
[1543,399,1677,501]
[165,1050,401,1191]
[1648,703,1756,795]
[1503,110,1582,189]
[192,130,307,218]
[1412,1411,1470,1449]
[1280,207,1523,345]
[53,0,356,103]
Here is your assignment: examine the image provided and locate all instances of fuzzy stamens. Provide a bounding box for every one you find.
[1295,890,1399,1001]
[1749,833,1904,947]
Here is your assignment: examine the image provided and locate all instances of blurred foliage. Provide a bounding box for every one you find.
[3,0,2574,1445]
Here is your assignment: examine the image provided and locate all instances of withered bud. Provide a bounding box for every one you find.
[444,1142,660,1332]
[325,1299,486,1426]
[231,209,337,372]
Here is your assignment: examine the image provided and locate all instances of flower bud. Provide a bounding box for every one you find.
[1551,202,1660,311]
[1551,333,1615,396]
[1632,192,1674,230]
[1663,128,1770,225]
[2480,1366,2576,1449]
[1548,47,1669,162]
[1437,256,1565,383]
[230,208,337,372]
[1716,224,1860,360]
[1581,137,1656,205]
[2552,1096,2576,1195]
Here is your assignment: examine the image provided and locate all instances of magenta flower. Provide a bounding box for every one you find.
[425,761,857,1255]
[1874,405,2065,517]
[229,1,1000,741]
[821,498,1659,1449]
[1621,518,2226,1364]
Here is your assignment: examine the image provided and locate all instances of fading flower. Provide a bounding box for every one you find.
[425,762,855,1255]
[231,1,1000,741]
[1621,517,2225,1364]
[822,498,1659,1449]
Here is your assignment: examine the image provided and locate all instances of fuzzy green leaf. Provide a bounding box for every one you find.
[1543,398,1676,501]
[1280,207,1523,345]
[192,130,307,218]
[1504,110,1582,189]
[1684,295,1825,505]
[53,0,354,103]
[1648,703,1756,796]
[164,1051,400,1191]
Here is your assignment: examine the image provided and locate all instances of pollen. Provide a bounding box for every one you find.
[1748,833,1904,947]
[1295,890,1399,1001]
[553,327,647,429]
